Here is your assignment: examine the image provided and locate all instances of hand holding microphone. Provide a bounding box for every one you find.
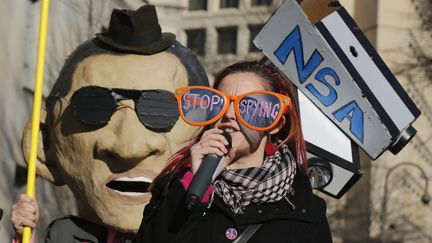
[187,128,234,209]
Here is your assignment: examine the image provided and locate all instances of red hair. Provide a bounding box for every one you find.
[150,61,308,190]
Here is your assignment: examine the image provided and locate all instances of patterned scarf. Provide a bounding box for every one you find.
[213,145,297,215]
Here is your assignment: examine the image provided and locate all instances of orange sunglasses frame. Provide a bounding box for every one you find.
[174,86,292,131]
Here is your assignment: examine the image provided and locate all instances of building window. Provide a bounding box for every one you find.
[220,0,239,8]
[248,24,263,52]
[189,0,207,11]
[251,0,272,6]
[186,29,206,56]
[217,27,237,54]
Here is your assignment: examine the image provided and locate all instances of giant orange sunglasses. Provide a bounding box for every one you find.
[174,86,292,131]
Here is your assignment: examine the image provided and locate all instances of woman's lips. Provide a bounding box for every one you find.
[218,124,240,134]
[104,171,156,204]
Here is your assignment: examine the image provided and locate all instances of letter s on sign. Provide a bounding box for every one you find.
[306,67,340,107]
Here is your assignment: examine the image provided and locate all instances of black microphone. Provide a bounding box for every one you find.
[186,131,232,209]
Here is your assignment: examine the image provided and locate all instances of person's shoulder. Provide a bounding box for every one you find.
[310,194,328,215]
[47,215,103,228]
[153,173,173,188]
[46,215,80,231]
[151,171,184,197]
[45,215,78,242]
[311,194,327,206]
[45,215,107,243]
[306,194,333,242]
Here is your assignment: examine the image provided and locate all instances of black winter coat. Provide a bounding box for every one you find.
[133,171,332,243]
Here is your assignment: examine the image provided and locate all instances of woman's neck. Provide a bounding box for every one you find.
[228,138,267,169]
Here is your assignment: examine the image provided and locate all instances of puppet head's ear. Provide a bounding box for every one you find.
[21,109,65,185]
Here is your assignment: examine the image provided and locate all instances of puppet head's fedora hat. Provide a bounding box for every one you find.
[96,5,175,54]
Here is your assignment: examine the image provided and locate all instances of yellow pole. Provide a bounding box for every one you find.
[22,0,50,242]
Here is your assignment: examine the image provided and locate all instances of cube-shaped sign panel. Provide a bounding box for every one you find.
[254,0,420,159]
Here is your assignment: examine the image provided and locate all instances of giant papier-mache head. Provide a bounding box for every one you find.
[21,5,208,232]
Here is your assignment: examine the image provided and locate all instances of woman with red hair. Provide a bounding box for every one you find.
[134,61,332,243]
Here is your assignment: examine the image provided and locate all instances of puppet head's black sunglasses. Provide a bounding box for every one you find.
[48,86,179,132]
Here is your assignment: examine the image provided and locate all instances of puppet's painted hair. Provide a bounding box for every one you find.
[151,61,308,190]
[47,39,208,109]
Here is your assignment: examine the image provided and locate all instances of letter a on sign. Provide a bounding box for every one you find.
[333,101,364,142]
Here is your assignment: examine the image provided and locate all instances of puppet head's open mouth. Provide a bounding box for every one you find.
[106,176,152,196]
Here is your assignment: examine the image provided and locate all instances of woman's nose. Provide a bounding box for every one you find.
[95,108,167,165]
[222,102,237,121]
